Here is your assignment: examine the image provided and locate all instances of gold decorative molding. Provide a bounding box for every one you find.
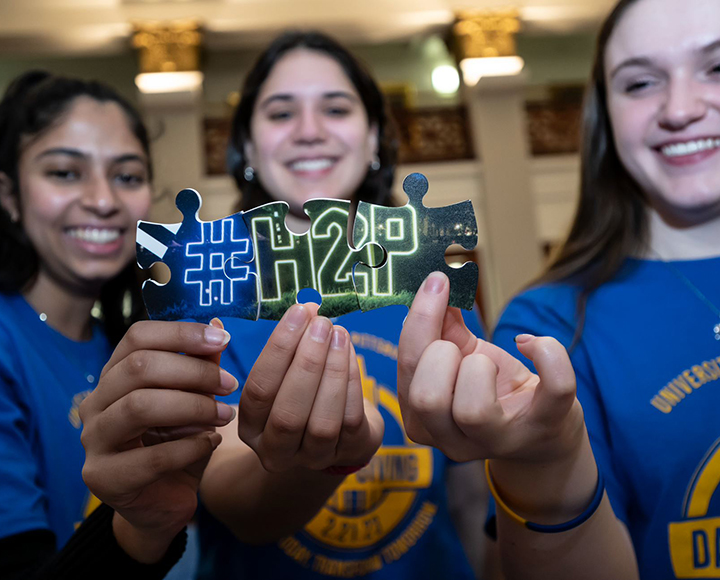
[132,20,202,74]
[452,9,520,60]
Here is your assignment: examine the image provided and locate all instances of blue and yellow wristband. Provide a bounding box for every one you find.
[485,460,605,534]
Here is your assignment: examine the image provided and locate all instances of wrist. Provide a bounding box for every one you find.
[112,512,183,564]
[489,428,598,525]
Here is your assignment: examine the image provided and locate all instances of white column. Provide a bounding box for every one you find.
[465,73,543,322]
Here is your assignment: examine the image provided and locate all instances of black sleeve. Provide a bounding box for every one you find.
[0,504,187,580]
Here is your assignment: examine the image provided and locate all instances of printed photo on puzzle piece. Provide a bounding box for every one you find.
[136,173,479,322]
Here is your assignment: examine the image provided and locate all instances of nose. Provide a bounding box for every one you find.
[658,77,708,131]
[80,173,120,217]
[293,107,326,144]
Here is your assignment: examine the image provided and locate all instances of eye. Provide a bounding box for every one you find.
[708,62,720,75]
[325,106,351,117]
[268,109,293,121]
[46,169,80,181]
[624,78,656,94]
[114,172,145,187]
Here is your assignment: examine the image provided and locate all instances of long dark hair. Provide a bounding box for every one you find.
[0,71,151,345]
[533,0,645,340]
[227,30,398,212]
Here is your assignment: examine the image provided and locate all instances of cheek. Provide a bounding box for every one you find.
[251,122,288,166]
[20,182,69,232]
[338,122,373,158]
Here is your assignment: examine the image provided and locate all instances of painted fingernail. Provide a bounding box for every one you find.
[310,317,331,342]
[331,328,347,349]
[205,326,230,346]
[216,403,236,423]
[286,304,307,330]
[514,333,535,344]
[220,369,238,393]
[423,272,446,294]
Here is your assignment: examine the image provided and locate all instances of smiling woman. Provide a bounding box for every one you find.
[0,71,232,580]
[195,30,488,580]
[390,1,720,579]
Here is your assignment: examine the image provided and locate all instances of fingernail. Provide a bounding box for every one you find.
[514,333,535,344]
[286,304,307,330]
[310,317,331,342]
[331,328,347,349]
[209,317,224,330]
[205,326,230,346]
[220,369,239,393]
[423,272,446,294]
[216,403,236,423]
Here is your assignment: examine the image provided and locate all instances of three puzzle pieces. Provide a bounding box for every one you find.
[136,173,478,323]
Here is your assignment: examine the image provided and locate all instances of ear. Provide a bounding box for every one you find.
[367,123,380,161]
[0,173,19,223]
[243,141,257,169]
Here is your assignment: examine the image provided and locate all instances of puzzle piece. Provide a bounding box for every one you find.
[303,199,384,317]
[224,199,384,320]
[352,172,478,311]
[136,188,259,323]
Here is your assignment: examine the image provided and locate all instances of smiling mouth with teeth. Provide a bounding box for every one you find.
[660,138,720,158]
[289,158,336,172]
[67,227,122,244]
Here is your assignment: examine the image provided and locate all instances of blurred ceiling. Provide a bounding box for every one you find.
[0,0,617,56]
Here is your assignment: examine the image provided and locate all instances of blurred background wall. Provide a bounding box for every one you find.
[0,0,616,322]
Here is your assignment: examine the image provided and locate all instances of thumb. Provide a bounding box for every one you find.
[515,334,577,425]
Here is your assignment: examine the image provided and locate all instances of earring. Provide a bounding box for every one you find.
[370,155,381,172]
[244,166,255,182]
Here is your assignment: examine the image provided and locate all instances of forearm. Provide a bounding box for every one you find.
[491,431,638,580]
[200,446,344,544]
[4,505,187,580]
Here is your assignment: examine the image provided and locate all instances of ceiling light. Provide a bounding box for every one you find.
[431,65,460,95]
[135,71,204,94]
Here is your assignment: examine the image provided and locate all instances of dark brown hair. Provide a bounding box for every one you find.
[0,71,151,344]
[533,0,645,340]
[227,30,398,212]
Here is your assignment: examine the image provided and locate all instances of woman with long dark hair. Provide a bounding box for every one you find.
[0,71,236,579]
[195,31,488,580]
[397,0,720,577]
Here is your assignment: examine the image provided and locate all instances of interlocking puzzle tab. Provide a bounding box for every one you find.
[135,173,479,323]
[136,188,259,322]
[352,172,478,311]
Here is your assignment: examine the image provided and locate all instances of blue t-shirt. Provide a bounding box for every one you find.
[0,292,113,547]
[492,257,720,579]
[198,305,485,580]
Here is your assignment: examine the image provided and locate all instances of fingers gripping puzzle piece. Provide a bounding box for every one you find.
[136,189,259,322]
[224,199,385,320]
[351,172,478,311]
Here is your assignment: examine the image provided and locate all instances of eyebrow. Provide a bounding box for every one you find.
[610,38,720,79]
[35,147,86,161]
[258,91,359,109]
[34,148,146,165]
